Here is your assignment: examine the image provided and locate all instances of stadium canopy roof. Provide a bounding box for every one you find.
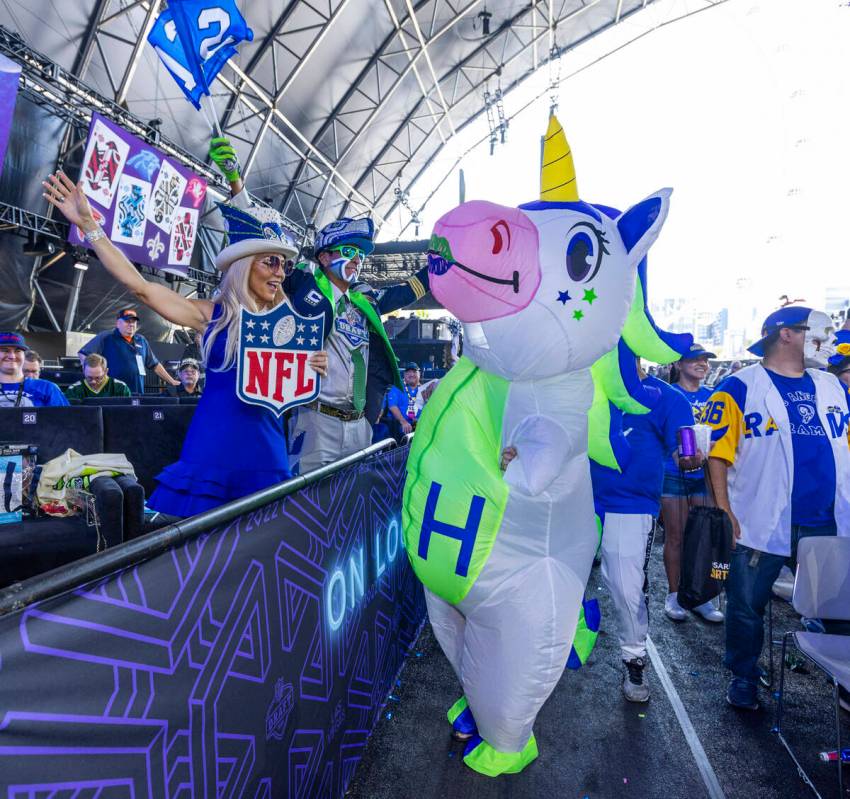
[0,0,673,235]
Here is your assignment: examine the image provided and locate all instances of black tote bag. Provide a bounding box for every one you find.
[677,505,734,610]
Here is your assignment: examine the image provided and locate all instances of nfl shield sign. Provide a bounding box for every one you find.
[237,301,324,416]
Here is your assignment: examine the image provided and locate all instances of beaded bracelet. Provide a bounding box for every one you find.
[83,225,107,244]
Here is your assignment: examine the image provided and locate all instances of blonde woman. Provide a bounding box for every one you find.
[44,171,327,517]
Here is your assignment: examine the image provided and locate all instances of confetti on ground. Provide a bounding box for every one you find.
[638,713,646,718]
[388,694,399,701]
[416,652,423,657]
[623,777,629,784]
[385,712,392,720]
[689,671,700,676]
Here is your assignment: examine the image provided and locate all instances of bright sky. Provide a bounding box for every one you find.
[380,0,850,346]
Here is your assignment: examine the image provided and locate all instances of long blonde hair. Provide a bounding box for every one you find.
[202,255,286,371]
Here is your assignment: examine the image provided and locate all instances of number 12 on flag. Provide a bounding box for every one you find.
[147,0,254,110]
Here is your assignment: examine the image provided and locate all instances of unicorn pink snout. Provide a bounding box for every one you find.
[428,201,541,322]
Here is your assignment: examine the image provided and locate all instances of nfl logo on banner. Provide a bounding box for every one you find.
[237,301,324,416]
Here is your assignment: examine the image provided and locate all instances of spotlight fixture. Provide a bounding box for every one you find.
[478,8,492,36]
[22,234,57,257]
[149,118,163,145]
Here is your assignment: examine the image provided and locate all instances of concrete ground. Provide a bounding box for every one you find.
[348,544,849,799]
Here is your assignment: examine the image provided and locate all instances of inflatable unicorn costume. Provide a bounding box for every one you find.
[402,115,692,777]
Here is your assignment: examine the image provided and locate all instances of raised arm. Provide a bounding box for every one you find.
[43,171,212,332]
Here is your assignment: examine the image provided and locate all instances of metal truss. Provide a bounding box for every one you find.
[0,201,68,240]
[0,26,230,292]
[347,0,622,223]
[4,0,723,293]
[377,0,726,231]
[271,0,483,229]
[0,199,219,292]
[0,26,225,193]
[44,0,670,239]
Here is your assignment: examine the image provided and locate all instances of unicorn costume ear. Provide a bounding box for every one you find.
[215,202,298,271]
[616,189,672,268]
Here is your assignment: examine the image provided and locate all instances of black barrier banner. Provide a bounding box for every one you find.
[0,446,425,797]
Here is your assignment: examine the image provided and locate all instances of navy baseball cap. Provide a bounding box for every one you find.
[403,362,420,372]
[681,342,717,360]
[747,306,812,357]
[0,331,27,350]
[116,307,139,321]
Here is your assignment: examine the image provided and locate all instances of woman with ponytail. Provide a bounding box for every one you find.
[44,171,328,517]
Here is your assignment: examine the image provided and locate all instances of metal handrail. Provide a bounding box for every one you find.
[0,438,401,617]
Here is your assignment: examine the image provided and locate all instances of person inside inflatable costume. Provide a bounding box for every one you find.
[402,115,693,777]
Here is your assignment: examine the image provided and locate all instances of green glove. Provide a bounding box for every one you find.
[209,137,241,183]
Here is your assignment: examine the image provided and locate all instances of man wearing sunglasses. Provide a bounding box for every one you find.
[78,308,180,395]
[701,306,850,711]
[282,218,430,473]
[210,137,430,473]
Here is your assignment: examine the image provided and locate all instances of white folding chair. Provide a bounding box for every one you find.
[773,536,850,798]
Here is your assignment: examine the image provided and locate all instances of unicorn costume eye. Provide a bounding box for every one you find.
[566,222,608,282]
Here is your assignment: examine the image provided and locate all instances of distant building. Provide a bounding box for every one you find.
[824,285,850,325]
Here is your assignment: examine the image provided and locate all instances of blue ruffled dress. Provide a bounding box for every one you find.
[148,306,291,517]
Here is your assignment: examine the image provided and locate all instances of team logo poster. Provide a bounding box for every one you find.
[237,300,325,415]
[69,112,207,275]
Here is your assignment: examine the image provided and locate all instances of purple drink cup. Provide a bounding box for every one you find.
[678,426,697,458]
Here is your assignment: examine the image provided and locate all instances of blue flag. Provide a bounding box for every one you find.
[148,0,253,109]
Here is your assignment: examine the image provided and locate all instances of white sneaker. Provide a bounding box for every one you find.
[693,600,724,623]
[622,657,650,703]
[664,592,688,621]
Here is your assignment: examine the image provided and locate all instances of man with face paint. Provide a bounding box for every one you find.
[210,137,430,473]
[281,219,430,473]
[702,306,850,712]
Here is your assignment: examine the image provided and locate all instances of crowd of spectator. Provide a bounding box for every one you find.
[3,298,848,722]
[0,309,202,408]
[585,307,850,715]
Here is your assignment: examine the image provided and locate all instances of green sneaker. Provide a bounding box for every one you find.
[462,733,539,777]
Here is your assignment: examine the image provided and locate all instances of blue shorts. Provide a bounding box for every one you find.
[662,471,706,498]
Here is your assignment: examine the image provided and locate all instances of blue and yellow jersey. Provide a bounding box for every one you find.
[701,375,785,464]
[704,373,850,465]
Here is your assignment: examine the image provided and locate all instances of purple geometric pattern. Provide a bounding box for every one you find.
[0,447,425,798]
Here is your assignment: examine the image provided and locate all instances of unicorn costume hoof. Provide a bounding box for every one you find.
[448,696,477,740]
[462,733,539,777]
